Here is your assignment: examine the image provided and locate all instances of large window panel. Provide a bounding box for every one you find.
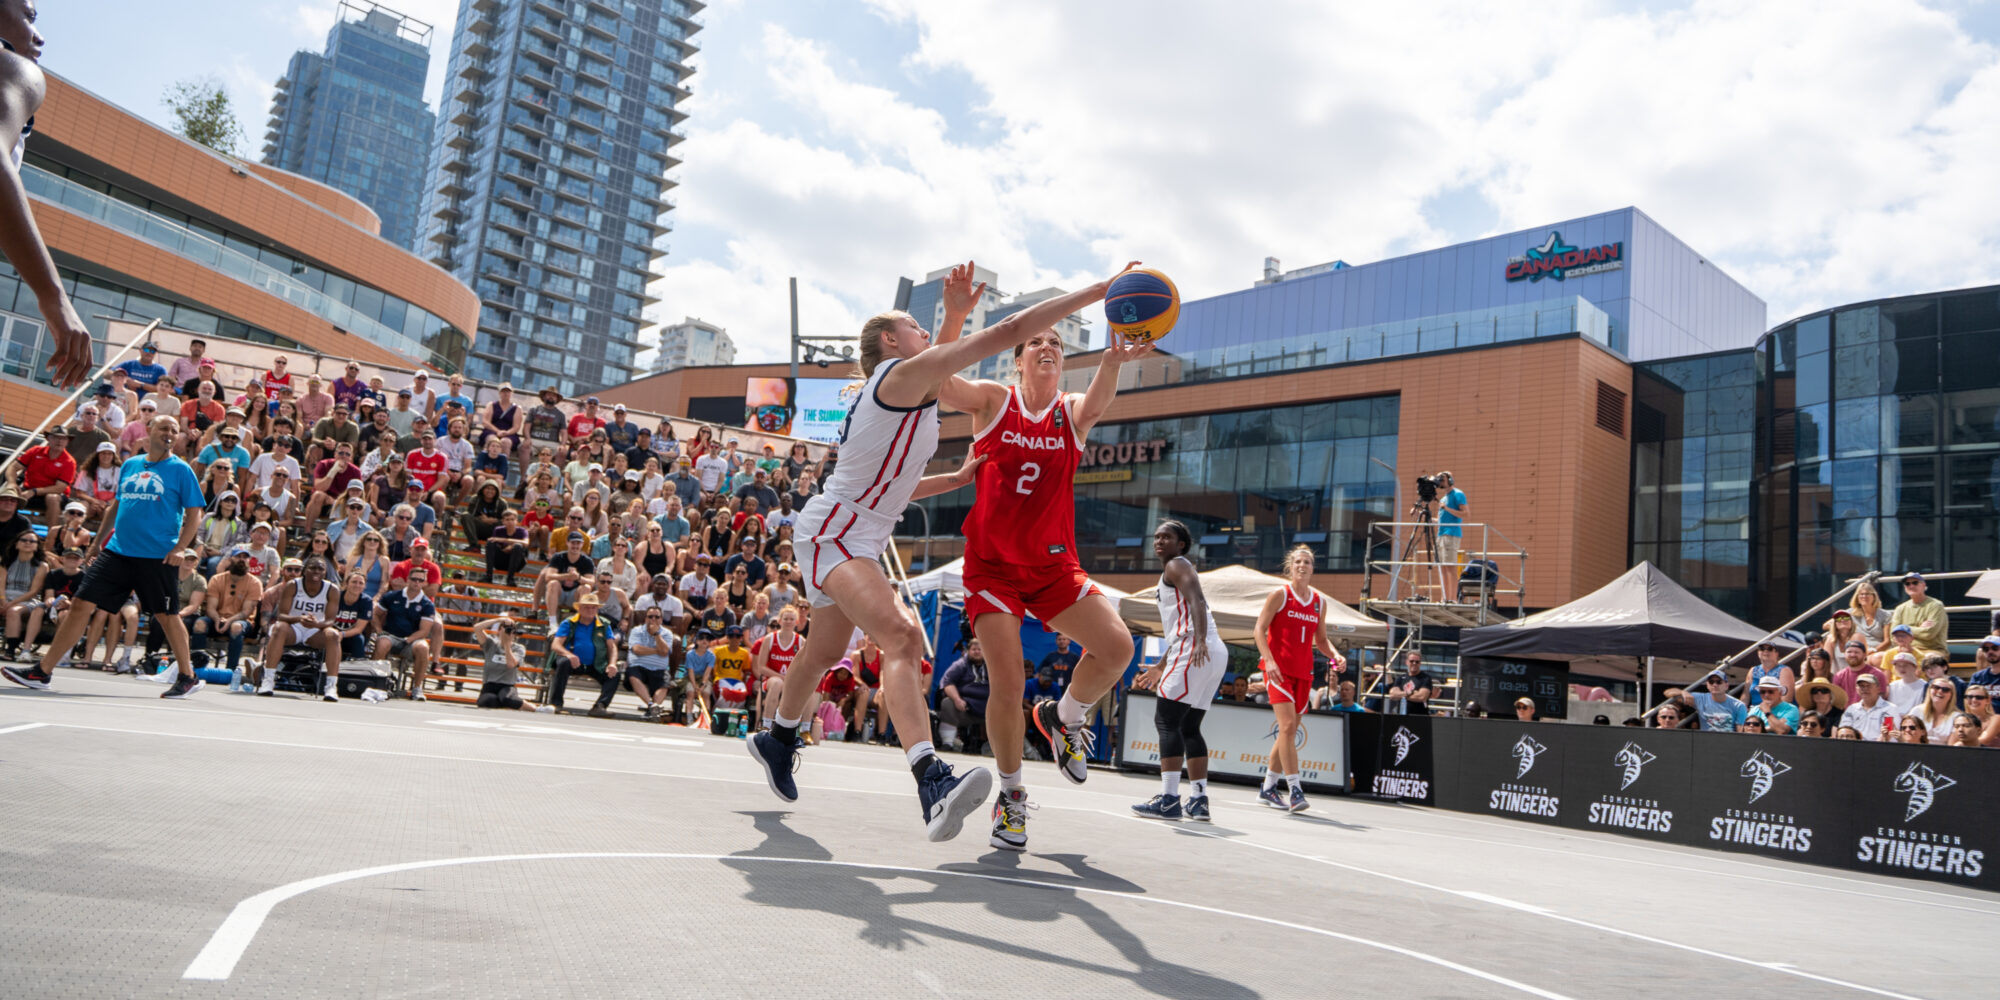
[1832,396,1880,457]
[1884,393,1939,452]
[1940,289,2000,336]
[1795,404,1829,463]
[1883,457,1938,517]
[1942,333,2000,393]
[1882,517,1940,575]
[1833,306,1879,347]
[1948,388,2000,448]
[1946,452,2000,515]
[1882,300,1937,341]
[1951,518,2000,574]
[1828,458,1877,520]
[1832,343,1879,399]
[1795,350,1830,407]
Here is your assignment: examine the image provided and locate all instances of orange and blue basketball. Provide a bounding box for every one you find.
[1103,268,1179,343]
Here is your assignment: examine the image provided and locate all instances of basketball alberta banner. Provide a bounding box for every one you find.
[743,377,860,444]
[1116,692,1350,793]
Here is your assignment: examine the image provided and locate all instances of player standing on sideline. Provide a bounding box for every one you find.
[748,260,1136,842]
[1252,545,1339,811]
[750,605,804,731]
[4,415,207,697]
[941,318,1149,850]
[0,0,92,386]
[1129,520,1226,822]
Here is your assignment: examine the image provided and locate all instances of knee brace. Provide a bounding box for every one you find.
[1154,700,1188,759]
[1181,718,1208,762]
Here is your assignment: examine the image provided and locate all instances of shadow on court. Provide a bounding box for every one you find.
[725,811,1259,999]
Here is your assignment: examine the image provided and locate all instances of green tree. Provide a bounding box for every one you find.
[162,78,243,156]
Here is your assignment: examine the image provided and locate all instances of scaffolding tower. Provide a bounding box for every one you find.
[1359,518,1527,713]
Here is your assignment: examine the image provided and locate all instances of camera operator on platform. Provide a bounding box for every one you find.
[1434,471,1467,571]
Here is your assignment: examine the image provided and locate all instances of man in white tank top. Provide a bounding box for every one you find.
[0,6,92,386]
[256,557,344,701]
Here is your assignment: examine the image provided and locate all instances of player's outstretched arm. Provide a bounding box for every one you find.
[909,453,985,501]
[890,262,1140,396]
[1071,335,1154,438]
[0,57,89,388]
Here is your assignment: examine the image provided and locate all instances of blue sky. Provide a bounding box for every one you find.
[39,0,2000,365]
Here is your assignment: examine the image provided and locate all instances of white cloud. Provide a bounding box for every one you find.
[658,0,2000,361]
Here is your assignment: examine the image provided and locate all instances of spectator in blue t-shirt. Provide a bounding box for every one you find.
[1689,671,1749,732]
[115,343,169,390]
[196,426,251,480]
[1024,664,1064,704]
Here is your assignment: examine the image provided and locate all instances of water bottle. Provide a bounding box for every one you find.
[229,666,244,692]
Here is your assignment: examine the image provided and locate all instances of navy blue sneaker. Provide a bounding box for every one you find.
[918,758,993,842]
[1,665,52,690]
[1185,794,1211,822]
[1131,794,1183,821]
[1287,785,1309,813]
[747,731,800,803]
[1258,784,1290,810]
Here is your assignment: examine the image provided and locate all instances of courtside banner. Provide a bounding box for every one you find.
[1557,725,1697,846]
[1453,719,1564,824]
[1366,714,1439,805]
[1841,741,2000,891]
[1118,693,1349,793]
[1688,732,1855,867]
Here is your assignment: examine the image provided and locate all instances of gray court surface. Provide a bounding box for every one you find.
[1,672,1991,1000]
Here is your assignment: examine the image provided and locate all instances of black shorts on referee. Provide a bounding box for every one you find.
[75,550,178,616]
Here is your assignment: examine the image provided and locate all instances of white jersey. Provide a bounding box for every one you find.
[288,578,333,622]
[1156,565,1227,706]
[819,358,939,524]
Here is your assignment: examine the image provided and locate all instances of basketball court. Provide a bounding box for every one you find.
[0,673,1989,999]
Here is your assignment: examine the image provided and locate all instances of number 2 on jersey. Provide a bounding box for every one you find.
[1015,461,1042,496]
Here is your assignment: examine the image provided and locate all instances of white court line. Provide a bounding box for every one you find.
[0,722,48,736]
[179,851,1575,999]
[1111,811,1933,1000]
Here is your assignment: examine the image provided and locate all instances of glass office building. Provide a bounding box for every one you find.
[417,0,700,393]
[1632,284,2000,628]
[263,3,437,251]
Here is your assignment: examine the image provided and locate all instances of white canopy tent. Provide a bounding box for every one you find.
[1119,564,1387,646]
[904,557,1130,604]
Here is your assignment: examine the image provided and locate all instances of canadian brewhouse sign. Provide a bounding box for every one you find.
[1505,231,1624,282]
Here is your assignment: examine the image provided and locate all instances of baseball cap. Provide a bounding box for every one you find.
[344,480,365,491]
[345,497,365,508]
[1756,639,1778,649]
[1891,623,1913,635]
[95,441,117,454]
[93,384,114,396]
[140,342,157,353]
[198,357,216,368]
[1845,638,1868,650]
[138,399,157,411]
[588,463,603,472]
[412,538,430,549]
[695,553,712,562]
[653,572,674,581]
[676,456,691,466]
[225,406,246,417]
[1980,635,2000,649]
[724,625,744,636]
[624,470,641,481]
[1755,676,1783,691]
[1855,673,1880,685]
[397,387,413,397]
[1704,670,1727,683]
[281,558,303,570]
[1893,651,1917,665]
[1903,571,1925,582]
[613,403,627,412]
[249,523,273,535]
[586,396,600,405]
[1831,609,1852,619]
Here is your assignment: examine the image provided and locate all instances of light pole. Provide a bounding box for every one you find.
[789,276,857,378]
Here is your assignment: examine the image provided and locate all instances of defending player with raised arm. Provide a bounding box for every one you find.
[0,1,92,386]
[1252,545,1340,813]
[936,271,1151,850]
[748,259,1140,843]
[1129,520,1227,822]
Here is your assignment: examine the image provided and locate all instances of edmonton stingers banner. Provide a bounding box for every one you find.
[1362,716,2000,890]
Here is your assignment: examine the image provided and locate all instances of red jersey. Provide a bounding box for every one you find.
[962,386,1081,568]
[754,631,802,675]
[405,449,448,491]
[1263,584,1322,678]
[262,371,293,400]
[567,413,604,440]
[19,445,75,491]
[817,669,858,699]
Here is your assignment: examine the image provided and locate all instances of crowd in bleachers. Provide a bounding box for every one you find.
[0,341,918,734]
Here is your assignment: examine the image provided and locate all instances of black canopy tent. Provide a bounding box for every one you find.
[1459,561,1798,690]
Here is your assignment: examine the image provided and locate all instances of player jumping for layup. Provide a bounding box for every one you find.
[1130,520,1226,821]
[1253,545,1340,812]
[748,260,1137,842]
[944,323,1149,850]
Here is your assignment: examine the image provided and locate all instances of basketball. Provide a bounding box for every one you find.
[1103,268,1180,343]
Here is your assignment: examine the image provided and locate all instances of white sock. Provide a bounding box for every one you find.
[1192,778,1208,796]
[1000,769,1023,791]
[1262,770,1279,790]
[775,713,801,729]
[1286,773,1302,790]
[1057,691,1088,727]
[1161,771,1181,796]
[904,741,935,768]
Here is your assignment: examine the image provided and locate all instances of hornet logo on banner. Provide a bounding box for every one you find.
[1740,751,1793,804]
[1512,736,1547,778]
[1893,763,1957,821]
[1263,721,1308,751]
[1856,762,1982,878]
[1613,742,1656,790]
[1390,727,1421,766]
